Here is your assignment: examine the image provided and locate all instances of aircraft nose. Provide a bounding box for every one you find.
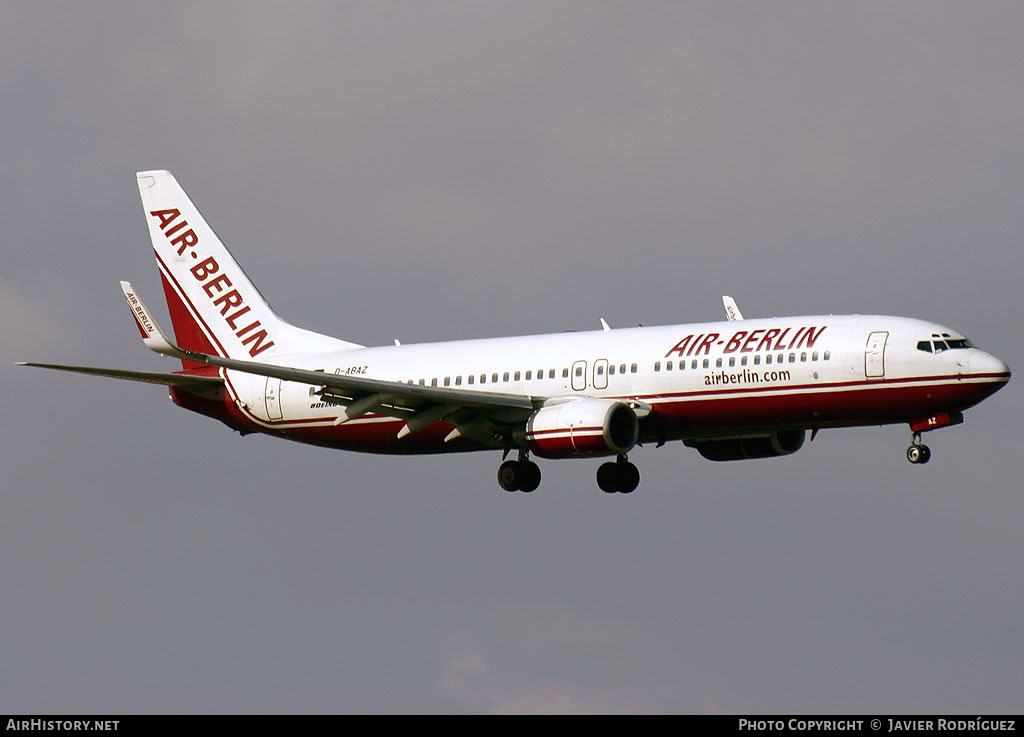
[970,350,1011,380]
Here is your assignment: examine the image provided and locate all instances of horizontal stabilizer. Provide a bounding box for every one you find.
[17,362,223,389]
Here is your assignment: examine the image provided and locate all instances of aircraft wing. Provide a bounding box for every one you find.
[16,362,223,390]
[184,350,536,411]
[119,282,537,445]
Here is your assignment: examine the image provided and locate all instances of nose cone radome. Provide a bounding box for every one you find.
[970,350,1011,382]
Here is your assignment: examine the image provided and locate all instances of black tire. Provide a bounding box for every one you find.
[618,462,640,494]
[498,460,521,491]
[917,445,931,464]
[519,461,542,492]
[906,445,921,464]
[597,462,620,493]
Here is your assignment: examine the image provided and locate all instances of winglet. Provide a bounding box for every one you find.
[722,296,744,321]
[119,281,190,360]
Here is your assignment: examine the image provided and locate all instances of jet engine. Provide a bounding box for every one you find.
[520,399,639,459]
[686,429,806,461]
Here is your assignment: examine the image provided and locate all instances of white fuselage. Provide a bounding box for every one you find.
[204,314,1007,454]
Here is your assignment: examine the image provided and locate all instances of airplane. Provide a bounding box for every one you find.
[19,170,1011,493]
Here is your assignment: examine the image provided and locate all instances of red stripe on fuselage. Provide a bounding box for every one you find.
[180,374,1007,455]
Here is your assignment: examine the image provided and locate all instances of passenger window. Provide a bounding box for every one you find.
[562,368,569,378]
[596,366,604,375]
[480,374,487,384]
[800,352,807,362]
[691,359,698,369]
[788,353,795,363]
[444,377,450,386]
[754,355,760,365]
[741,356,747,366]
[492,373,499,383]
[609,365,616,375]
[620,364,626,374]
[728,357,735,367]
[766,354,772,365]
[431,378,438,386]
[716,358,723,368]
[574,366,582,377]
[514,371,520,381]
[503,372,509,382]
[468,375,474,385]
[418,379,425,385]
[526,370,532,380]
[630,363,638,373]
[654,362,661,372]
[455,376,462,386]
[549,369,555,379]
[666,360,673,371]
[824,351,831,361]
[703,359,709,369]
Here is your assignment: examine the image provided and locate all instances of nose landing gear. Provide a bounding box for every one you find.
[906,431,931,465]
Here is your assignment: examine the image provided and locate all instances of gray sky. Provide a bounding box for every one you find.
[3,1,1022,713]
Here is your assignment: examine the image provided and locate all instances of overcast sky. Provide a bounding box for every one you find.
[3,1,1022,714]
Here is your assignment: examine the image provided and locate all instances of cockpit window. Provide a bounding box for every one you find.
[919,334,972,353]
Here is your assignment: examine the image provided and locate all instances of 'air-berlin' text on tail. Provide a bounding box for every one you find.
[136,170,359,368]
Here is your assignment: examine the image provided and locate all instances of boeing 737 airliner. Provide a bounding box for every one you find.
[20,171,1011,493]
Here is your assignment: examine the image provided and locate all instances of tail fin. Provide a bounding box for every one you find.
[136,170,360,368]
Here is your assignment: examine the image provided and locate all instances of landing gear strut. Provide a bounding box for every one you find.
[906,431,931,465]
[497,451,541,492]
[596,455,641,494]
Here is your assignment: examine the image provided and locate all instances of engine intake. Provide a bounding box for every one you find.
[687,429,806,461]
[523,399,639,459]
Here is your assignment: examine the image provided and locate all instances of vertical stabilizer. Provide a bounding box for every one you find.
[136,170,360,367]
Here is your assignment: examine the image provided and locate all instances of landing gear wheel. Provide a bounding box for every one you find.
[596,458,641,493]
[498,455,542,492]
[498,460,521,491]
[518,461,542,492]
[617,461,640,493]
[906,444,931,465]
[597,462,619,493]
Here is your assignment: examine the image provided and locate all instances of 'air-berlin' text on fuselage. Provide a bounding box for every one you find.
[149,209,275,357]
[665,326,827,358]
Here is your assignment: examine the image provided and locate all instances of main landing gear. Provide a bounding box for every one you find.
[596,455,641,494]
[906,431,932,465]
[498,452,542,492]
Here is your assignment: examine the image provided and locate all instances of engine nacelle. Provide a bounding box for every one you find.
[522,399,639,459]
[687,429,806,462]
